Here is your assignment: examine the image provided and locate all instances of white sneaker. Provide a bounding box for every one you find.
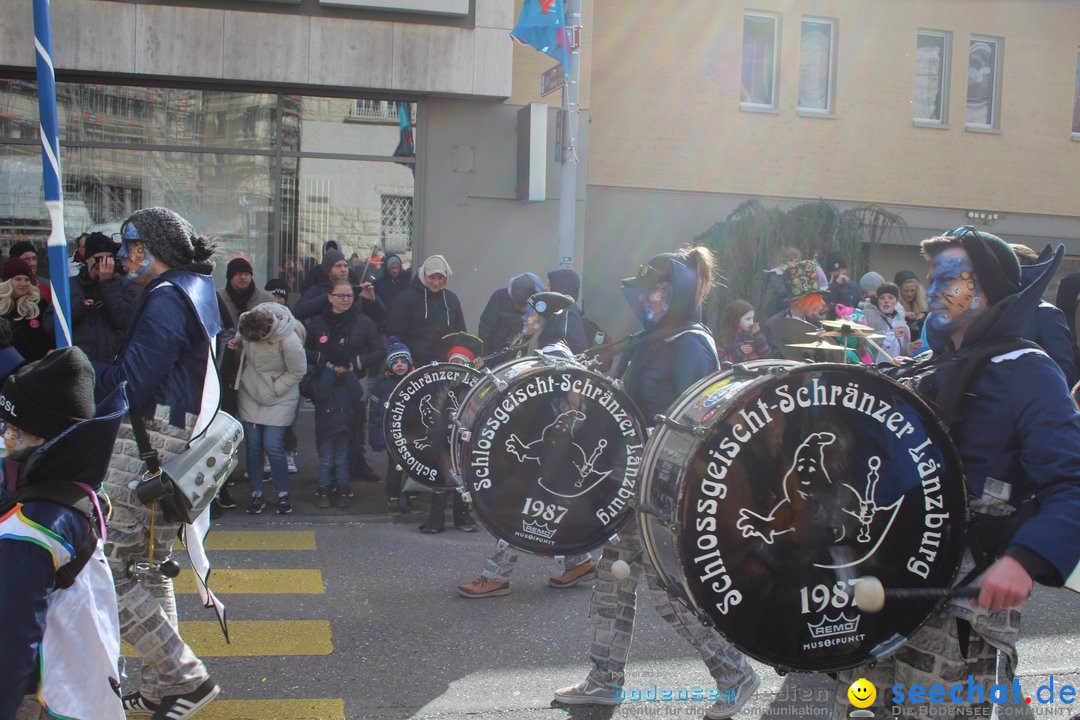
[705,670,760,719]
[286,452,298,474]
[553,679,621,706]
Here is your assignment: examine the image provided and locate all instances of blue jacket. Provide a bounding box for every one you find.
[908,247,1080,585]
[619,258,719,423]
[95,266,221,427]
[368,371,405,451]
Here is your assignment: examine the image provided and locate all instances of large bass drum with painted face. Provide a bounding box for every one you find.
[452,354,648,556]
[384,362,483,489]
[639,361,967,673]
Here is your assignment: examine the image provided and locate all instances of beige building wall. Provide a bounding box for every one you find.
[587,0,1080,217]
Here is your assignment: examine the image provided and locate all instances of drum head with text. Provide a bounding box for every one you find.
[674,364,966,672]
[384,363,481,489]
[460,365,647,556]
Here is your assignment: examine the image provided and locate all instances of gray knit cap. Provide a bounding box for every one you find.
[122,207,203,268]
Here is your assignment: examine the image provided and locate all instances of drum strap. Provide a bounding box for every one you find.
[611,322,705,379]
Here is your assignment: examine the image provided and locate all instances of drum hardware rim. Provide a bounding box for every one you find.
[655,414,708,437]
[608,532,621,545]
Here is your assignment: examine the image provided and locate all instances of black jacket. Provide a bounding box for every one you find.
[385,276,466,365]
[70,270,135,363]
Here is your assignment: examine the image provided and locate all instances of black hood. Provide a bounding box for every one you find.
[622,256,701,330]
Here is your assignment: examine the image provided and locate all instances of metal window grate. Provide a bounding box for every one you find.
[380,194,412,253]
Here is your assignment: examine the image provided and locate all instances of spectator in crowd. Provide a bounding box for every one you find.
[0,347,127,720]
[217,257,274,415]
[478,272,543,366]
[0,318,26,402]
[458,292,596,598]
[68,231,88,277]
[861,282,911,363]
[302,240,358,294]
[0,256,54,362]
[894,269,929,339]
[294,248,384,327]
[304,278,384,509]
[70,232,135,363]
[858,271,885,307]
[233,302,306,516]
[1011,243,1077,387]
[546,268,588,354]
[94,207,222,718]
[760,246,802,319]
[368,337,422,517]
[386,254,466,366]
[373,253,411,319]
[716,299,771,364]
[266,278,301,474]
[824,252,861,313]
[9,241,51,304]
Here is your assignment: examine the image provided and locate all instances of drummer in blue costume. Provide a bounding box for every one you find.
[457,291,600,597]
[553,246,760,719]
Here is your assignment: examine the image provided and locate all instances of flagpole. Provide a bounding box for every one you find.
[31,0,73,348]
[556,0,581,270]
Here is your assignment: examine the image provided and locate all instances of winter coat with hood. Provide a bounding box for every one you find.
[69,267,135,363]
[478,272,543,365]
[234,302,307,427]
[897,246,1080,587]
[1019,255,1077,386]
[373,253,412,315]
[546,268,587,354]
[619,257,720,423]
[385,257,466,365]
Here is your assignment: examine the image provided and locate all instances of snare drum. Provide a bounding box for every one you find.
[452,355,648,556]
[384,362,482,489]
[639,361,967,673]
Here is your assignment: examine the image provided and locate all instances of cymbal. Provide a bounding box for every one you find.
[820,319,875,332]
[786,341,848,352]
[820,330,885,339]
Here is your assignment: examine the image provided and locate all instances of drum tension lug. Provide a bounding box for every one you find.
[656,415,708,437]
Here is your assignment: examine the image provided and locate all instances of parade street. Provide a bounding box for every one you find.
[158,441,1080,720]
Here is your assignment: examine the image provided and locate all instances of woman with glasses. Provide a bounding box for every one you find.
[303,279,384,509]
[0,255,53,362]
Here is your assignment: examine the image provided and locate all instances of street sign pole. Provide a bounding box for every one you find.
[556,0,581,271]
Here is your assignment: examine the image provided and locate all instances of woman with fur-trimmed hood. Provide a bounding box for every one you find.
[385,255,466,365]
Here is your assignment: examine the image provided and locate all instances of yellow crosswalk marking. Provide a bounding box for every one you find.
[191,530,317,551]
[174,569,324,595]
[195,699,345,720]
[123,621,333,657]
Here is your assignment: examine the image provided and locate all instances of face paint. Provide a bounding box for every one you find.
[124,243,155,281]
[738,310,755,332]
[642,280,671,323]
[926,248,985,339]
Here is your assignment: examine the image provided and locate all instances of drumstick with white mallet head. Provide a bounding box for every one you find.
[853,576,980,613]
[611,550,645,580]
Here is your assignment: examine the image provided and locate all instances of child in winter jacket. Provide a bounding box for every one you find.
[368,337,421,516]
[716,299,771,364]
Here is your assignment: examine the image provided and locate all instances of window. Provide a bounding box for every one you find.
[798,17,836,114]
[966,36,1002,130]
[741,12,781,109]
[381,195,413,253]
[1072,50,1080,136]
[914,30,950,125]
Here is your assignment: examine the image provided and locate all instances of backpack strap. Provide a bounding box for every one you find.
[10,482,101,589]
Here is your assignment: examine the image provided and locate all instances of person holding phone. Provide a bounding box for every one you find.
[70,232,135,363]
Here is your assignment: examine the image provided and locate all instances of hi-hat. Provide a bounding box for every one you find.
[821,319,876,333]
[786,341,847,352]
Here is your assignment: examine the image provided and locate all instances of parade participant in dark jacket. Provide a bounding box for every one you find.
[0,256,53,363]
[305,279,384,508]
[373,253,411,319]
[556,247,758,720]
[478,272,542,365]
[70,232,135,363]
[546,268,588,354]
[0,348,128,720]
[1012,243,1078,387]
[833,227,1080,718]
[94,207,222,718]
[386,255,466,366]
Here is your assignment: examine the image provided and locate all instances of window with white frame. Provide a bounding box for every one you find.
[966,36,1002,129]
[798,17,836,113]
[914,30,950,124]
[741,12,781,109]
[381,194,413,253]
[1072,50,1080,136]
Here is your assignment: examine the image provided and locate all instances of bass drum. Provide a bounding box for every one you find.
[452,355,647,556]
[639,361,967,673]
[384,362,482,489]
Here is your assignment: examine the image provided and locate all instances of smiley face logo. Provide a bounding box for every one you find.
[847,678,876,708]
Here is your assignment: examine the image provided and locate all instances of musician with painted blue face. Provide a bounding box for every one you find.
[832,228,1080,719]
